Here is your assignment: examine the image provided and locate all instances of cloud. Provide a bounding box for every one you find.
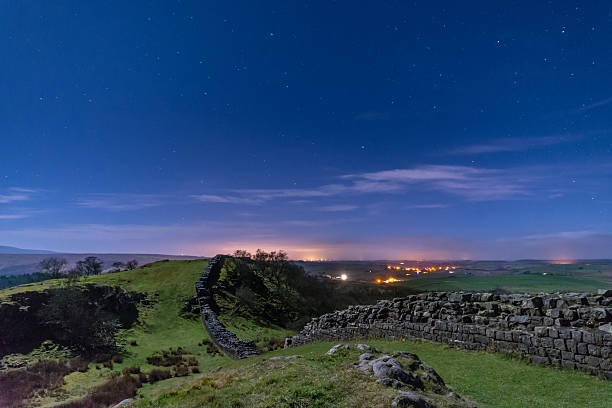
[448,136,576,155]
[318,205,358,212]
[0,214,29,220]
[0,187,37,204]
[577,97,612,112]
[344,165,530,201]
[77,194,166,211]
[191,194,263,205]
[405,204,448,209]
[191,165,549,205]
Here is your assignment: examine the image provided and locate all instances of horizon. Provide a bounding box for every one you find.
[2,1,612,259]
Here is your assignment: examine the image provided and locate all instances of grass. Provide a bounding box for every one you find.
[134,340,612,408]
[398,274,608,293]
[2,259,611,407]
[1,259,292,406]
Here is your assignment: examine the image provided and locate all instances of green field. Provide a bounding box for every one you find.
[2,259,611,407]
[397,274,608,293]
[133,340,612,408]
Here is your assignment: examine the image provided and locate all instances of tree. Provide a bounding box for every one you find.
[125,259,138,270]
[233,249,252,258]
[111,262,124,272]
[75,257,103,276]
[39,257,68,278]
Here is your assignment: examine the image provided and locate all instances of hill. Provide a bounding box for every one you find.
[0,259,611,407]
[0,253,202,276]
[0,245,56,254]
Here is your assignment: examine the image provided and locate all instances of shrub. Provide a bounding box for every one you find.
[58,374,140,407]
[112,355,123,363]
[138,372,148,383]
[102,360,113,369]
[0,360,73,407]
[201,339,222,356]
[69,356,89,373]
[148,368,172,383]
[191,366,200,374]
[174,364,189,377]
[123,366,141,375]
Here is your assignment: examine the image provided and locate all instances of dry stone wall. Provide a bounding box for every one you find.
[287,290,612,379]
[195,255,258,359]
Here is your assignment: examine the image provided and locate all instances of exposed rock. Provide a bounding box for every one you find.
[392,391,433,408]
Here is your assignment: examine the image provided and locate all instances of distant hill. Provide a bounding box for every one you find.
[0,245,57,254]
[0,252,203,276]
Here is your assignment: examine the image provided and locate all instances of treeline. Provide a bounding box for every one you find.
[217,249,418,329]
[0,257,140,290]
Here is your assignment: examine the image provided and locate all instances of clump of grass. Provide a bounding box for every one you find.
[201,338,222,356]
[146,347,198,367]
[257,337,285,353]
[0,359,74,407]
[112,355,123,363]
[148,368,172,383]
[69,356,89,373]
[58,374,141,407]
[123,366,141,375]
[174,364,190,377]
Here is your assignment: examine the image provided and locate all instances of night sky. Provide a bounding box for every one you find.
[2,1,612,259]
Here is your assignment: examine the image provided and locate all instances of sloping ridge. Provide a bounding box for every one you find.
[195,255,258,359]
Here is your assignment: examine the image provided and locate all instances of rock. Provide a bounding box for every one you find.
[598,289,612,297]
[599,323,612,334]
[268,355,300,360]
[326,344,348,355]
[356,343,371,351]
[392,391,434,408]
[112,399,133,408]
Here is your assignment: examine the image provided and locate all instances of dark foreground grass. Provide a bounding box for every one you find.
[135,340,612,408]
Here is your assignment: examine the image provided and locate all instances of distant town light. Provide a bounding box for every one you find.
[340,273,348,281]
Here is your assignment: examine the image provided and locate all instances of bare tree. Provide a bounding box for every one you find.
[75,257,103,276]
[39,257,68,278]
[125,259,138,270]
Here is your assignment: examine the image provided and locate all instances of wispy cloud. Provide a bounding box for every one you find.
[0,213,29,220]
[318,205,358,212]
[190,165,549,204]
[448,136,576,155]
[0,187,37,204]
[191,194,263,205]
[405,204,448,209]
[577,97,612,113]
[77,194,166,211]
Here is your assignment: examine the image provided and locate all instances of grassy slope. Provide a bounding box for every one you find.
[2,260,611,407]
[1,260,291,406]
[134,340,612,408]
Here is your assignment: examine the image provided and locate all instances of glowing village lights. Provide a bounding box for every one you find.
[340,273,348,281]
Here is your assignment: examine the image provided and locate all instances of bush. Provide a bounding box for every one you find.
[191,366,200,374]
[112,355,123,363]
[69,356,89,373]
[148,368,172,383]
[58,374,140,407]
[0,360,73,407]
[201,339,222,356]
[174,364,189,377]
[123,366,140,375]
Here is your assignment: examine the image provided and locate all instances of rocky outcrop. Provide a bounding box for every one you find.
[326,343,474,408]
[195,255,258,359]
[287,291,612,379]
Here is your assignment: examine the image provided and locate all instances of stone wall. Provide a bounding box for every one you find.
[287,290,612,379]
[195,255,258,359]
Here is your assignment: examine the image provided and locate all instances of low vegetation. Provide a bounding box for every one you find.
[133,340,612,408]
